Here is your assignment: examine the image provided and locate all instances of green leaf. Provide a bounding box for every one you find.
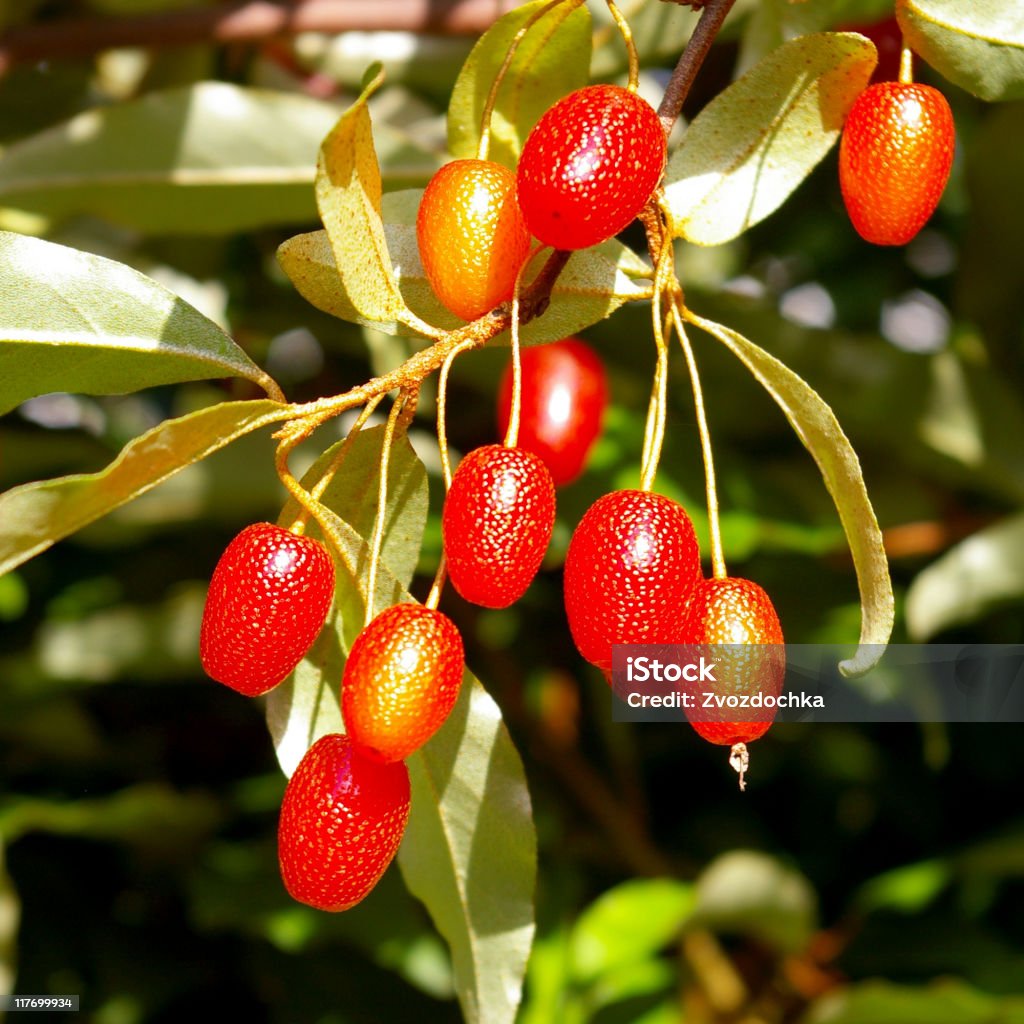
[897,0,1024,102]
[570,880,694,985]
[447,0,591,169]
[685,310,894,675]
[278,218,652,341]
[691,851,817,954]
[855,860,952,914]
[266,425,429,775]
[0,399,290,576]
[0,232,283,413]
[664,32,876,246]
[905,513,1024,640]
[0,83,344,233]
[803,980,1024,1024]
[315,68,411,325]
[264,437,534,1024]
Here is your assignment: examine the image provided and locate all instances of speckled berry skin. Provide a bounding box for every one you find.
[516,84,667,251]
[442,444,556,609]
[278,734,410,912]
[563,490,701,674]
[417,158,533,322]
[342,603,465,763]
[839,82,955,246]
[683,576,784,747]
[496,338,608,487]
[200,522,335,696]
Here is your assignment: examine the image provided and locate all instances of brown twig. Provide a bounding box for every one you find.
[0,0,518,77]
[657,0,737,136]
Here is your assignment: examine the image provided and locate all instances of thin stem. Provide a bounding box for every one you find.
[899,43,914,84]
[477,0,567,162]
[503,243,545,449]
[308,394,386,504]
[425,554,448,611]
[276,427,319,534]
[605,0,640,91]
[437,338,479,488]
[656,0,737,137]
[365,392,408,627]
[672,299,725,579]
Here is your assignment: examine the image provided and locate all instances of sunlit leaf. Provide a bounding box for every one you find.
[314,68,409,324]
[691,850,817,954]
[897,0,1024,102]
[0,83,344,232]
[447,0,591,169]
[906,513,1024,640]
[0,399,291,576]
[0,232,283,413]
[685,310,894,675]
[665,32,876,246]
[570,879,693,985]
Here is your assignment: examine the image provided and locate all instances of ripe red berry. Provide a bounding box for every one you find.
[516,84,667,251]
[417,158,533,322]
[442,444,556,608]
[342,603,465,763]
[278,734,410,912]
[563,490,701,675]
[839,81,955,246]
[200,522,335,696]
[682,576,785,753]
[496,338,608,487]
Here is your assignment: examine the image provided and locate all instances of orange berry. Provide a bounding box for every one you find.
[416,158,533,322]
[683,576,784,750]
[839,82,955,246]
[342,604,465,763]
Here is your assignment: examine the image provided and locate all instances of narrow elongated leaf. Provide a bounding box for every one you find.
[0,232,282,413]
[906,513,1024,640]
[277,222,652,342]
[0,399,291,575]
[0,83,342,233]
[315,69,409,324]
[897,0,1024,102]
[686,310,893,675]
[447,0,591,169]
[665,33,876,246]
[264,445,535,1024]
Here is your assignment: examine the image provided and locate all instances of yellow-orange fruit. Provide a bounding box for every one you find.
[416,158,533,322]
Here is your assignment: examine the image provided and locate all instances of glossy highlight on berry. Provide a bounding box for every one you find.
[496,338,608,487]
[516,84,667,251]
[563,490,701,674]
[200,522,335,697]
[442,444,556,609]
[417,158,533,321]
[839,81,955,246]
[278,734,410,912]
[342,603,465,763]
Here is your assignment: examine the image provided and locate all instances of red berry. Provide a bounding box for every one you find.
[683,576,784,749]
[839,82,955,246]
[442,445,556,608]
[496,338,608,487]
[417,158,533,322]
[563,490,701,674]
[516,84,667,251]
[200,522,335,696]
[278,734,410,912]
[342,603,465,763]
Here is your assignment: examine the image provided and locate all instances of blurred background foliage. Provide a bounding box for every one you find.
[1,0,1023,1021]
